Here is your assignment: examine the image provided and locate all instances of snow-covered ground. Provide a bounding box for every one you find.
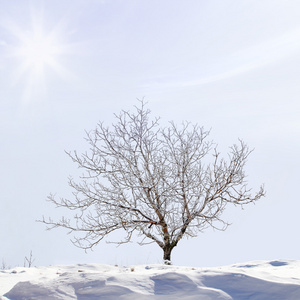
[1,260,300,299]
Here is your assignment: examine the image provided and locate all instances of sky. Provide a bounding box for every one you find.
[0,0,300,268]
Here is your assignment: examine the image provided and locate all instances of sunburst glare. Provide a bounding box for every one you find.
[17,27,61,75]
[5,8,72,102]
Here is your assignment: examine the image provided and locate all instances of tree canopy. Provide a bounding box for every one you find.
[42,101,265,263]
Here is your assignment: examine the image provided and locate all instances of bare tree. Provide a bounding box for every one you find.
[41,101,265,263]
[24,250,35,268]
[1,259,10,270]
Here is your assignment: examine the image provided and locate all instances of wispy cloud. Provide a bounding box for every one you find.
[144,27,300,89]
[0,40,7,46]
[184,27,300,86]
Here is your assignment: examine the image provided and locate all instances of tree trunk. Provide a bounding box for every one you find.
[163,245,173,264]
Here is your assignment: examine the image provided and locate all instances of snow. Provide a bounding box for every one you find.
[1,260,300,299]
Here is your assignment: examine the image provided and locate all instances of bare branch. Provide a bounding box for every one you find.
[40,100,265,262]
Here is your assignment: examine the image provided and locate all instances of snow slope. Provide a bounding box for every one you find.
[1,260,300,299]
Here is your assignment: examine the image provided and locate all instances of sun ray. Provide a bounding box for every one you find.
[4,8,73,103]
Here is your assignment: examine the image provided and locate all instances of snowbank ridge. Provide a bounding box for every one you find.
[1,260,300,299]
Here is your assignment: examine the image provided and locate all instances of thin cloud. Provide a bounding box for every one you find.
[144,27,300,90]
[183,27,300,86]
[0,40,7,46]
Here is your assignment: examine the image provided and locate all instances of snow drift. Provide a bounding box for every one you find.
[1,260,300,299]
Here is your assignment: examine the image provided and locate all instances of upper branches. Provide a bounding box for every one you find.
[40,100,265,253]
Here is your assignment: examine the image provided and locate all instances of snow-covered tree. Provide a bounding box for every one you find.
[42,101,265,263]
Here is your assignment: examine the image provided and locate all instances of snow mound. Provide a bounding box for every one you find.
[1,260,300,299]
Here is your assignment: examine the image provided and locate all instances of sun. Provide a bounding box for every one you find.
[17,27,61,76]
[5,9,72,102]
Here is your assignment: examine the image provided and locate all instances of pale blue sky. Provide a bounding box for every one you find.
[1,0,300,267]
